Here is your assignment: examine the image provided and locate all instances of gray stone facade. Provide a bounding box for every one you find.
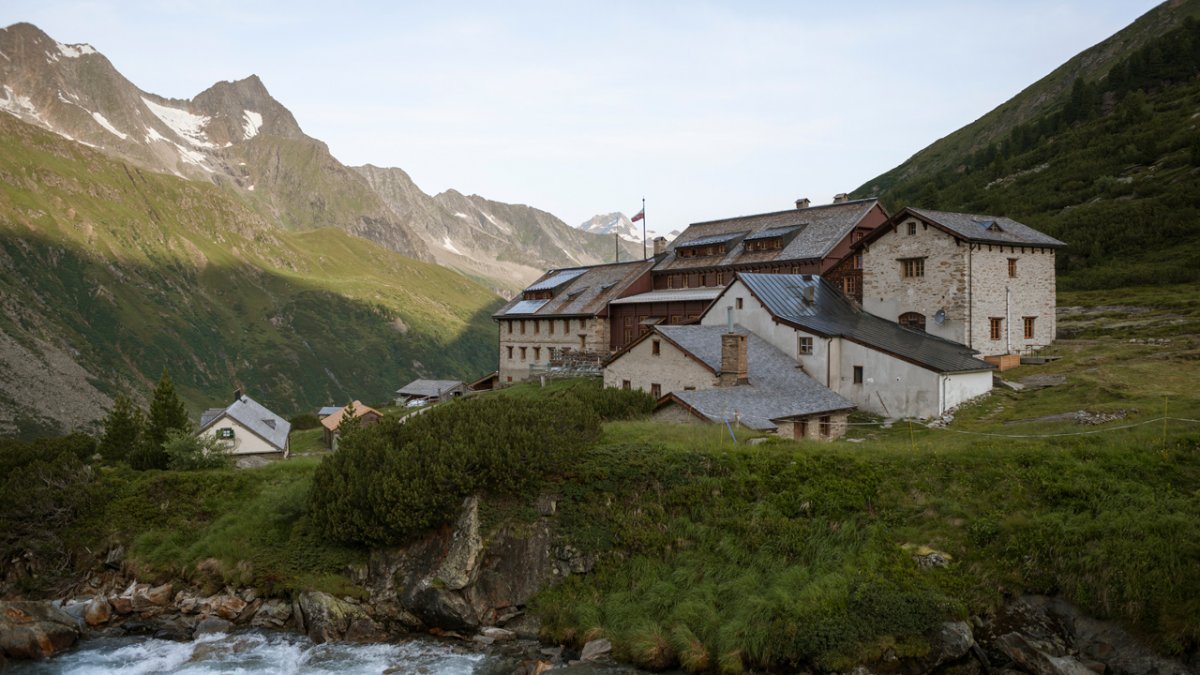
[498,316,609,384]
[862,215,1057,357]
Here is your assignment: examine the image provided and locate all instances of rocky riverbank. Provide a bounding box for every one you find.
[2,494,1195,674]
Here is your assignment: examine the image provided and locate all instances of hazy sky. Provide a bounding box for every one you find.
[1,1,1161,235]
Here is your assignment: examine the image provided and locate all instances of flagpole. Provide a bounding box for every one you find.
[641,197,647,260]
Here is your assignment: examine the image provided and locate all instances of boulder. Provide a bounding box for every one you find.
[83,596,112,627]
[108,594,133,615]
[580,638,612,662]
[144,583,174,607]
[297,591,380,643]
[250,599,292,629]
[0,601,81,659]
[209,594,247,621]
[195,617,233,635]
[997,633,1094,675]
[435,496,484,590]
[480,626,517,641]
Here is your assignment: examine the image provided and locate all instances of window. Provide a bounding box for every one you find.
[622,379,631,390]
[853,366,863,384]
[819,416,831,437]
[1024,316,1036,340]
[533,346,541,360]
[506,346,513,359]
[900,257,925,278]
[716,271,725,285]
[666,275,675,289]
[218,427,235,440]
[548,347,556,360]
[1008,258,1018,278]
[650,383,661,398]
[854,253,863,270]
[652,340,661,356]
[579,319,587,331]
[506,376,512,383]
[563,319,570,334]
[580,336,586,350]
[549,321,555,335]
[507,321,513,335]
[899,312,926,332]
[795,420,808,438]
[798,336,813,355]
[520,320,526,335]
[736,297,744,310]
[534,320,540,335]
[907,222,917,235]
[842,275,860,296]
[520,346,527,360]
[989,317,1003,341]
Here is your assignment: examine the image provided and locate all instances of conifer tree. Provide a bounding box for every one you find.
[98,395,143,463]
[131,368,190,470]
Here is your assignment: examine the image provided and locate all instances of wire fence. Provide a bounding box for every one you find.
[840,416,1200,439]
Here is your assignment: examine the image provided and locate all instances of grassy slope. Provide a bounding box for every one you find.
[55,285,1198,671]
[852,3,1200,290]
[0,113,502,435]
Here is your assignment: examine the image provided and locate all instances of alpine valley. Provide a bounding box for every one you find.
[0,21,634,437]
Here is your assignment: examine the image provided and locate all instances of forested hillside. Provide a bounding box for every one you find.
[855,6,1200,289]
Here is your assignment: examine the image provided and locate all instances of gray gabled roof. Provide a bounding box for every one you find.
[655,199,882,272]
[655,325,855,430]
[198,395,291,452]
[737,273,994,374]
[493,259,655,319]
[396,379,465,397]
[906,208,1066,248]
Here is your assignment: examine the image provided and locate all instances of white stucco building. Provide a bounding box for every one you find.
[198,391,291,458]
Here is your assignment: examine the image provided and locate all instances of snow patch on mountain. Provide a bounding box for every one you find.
[91,111,127,140]
[141,96,213,148]
[578,212,642,243]
[441,236,463,255]
[453,212,470,220]
[56,42,96,58]
[242,110,262,139]
[0,85,45,124]
[172,141,212,172]
[145,127,166,143]
[0,49,9,61]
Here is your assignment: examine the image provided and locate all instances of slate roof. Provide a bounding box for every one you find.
[904,208,1066,248]
[736,273,994,374]
[396,379,465,398]
[320,400,383,432]
[655,199,881,272]
[609,288,723,305]
[524,268,587,292]
[198,395,291,453]
[653,325,854,430]
[494,259,655,318]
[316,406,342,417]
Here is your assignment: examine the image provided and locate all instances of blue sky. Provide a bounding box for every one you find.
[1,1,1161,234]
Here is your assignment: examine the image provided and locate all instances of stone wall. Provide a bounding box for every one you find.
[498,316,608,383]
[776,413,849,441]
[603,333,717,396]
[967,245,1057,356]
[862,216,969,346]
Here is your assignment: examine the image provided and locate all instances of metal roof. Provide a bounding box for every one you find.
[744,224,804,241]
[609,288,723,305]
[655,199,882,272]
[494,260,655,319]
[738,273,994,374]
[503,299,549,315]
[677,231,749,248]
[907,208,1066,248]
[523,268,587,292]
[396,379,466,397]
[199,395,291,452]
[656,325,855,429]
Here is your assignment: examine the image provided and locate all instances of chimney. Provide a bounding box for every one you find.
[719,333,749,386]
[802,285,815,305]
[233,387,243,403]
[833,193,849,203]
[653,236,668,256]
[795,197,811,209]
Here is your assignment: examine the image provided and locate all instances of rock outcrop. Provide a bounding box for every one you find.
[0,601,80,659]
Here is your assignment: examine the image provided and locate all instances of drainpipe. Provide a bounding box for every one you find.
[1005,285,1012,355]
[967,244,973,349]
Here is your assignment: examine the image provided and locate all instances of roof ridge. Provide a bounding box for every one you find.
[688,199,876,227]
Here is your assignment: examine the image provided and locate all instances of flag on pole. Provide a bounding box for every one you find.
[631,209,644,222]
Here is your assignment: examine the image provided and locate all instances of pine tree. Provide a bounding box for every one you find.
[132,368,191,470]
[98,395,143,463]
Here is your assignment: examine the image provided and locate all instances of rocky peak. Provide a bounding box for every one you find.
[192,75,305,143]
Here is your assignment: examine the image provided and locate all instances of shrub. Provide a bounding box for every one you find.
[289,413,322,431]
[163,431,232,470]
[309,393,602,546]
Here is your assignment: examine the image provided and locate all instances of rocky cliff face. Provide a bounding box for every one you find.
[355,165,642,292]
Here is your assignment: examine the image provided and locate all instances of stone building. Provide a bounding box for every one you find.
[835,207,1065,358]
[493,259,654,384]
[607,196,888,351]
[704,273,995,419]
[604,323,855,440]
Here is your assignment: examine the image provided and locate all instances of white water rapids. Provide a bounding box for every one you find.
[6,630,491,674]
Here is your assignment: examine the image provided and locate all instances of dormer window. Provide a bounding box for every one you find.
[742,225,802,254]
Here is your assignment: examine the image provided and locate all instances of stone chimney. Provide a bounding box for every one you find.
[719,333,749,386]
[795,197,811,209]
[652,236,668,256]
[833,193,849,203]
[233,387,243,403]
